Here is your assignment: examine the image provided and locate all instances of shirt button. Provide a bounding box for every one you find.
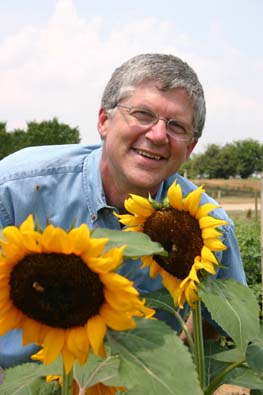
[91,214,96,221]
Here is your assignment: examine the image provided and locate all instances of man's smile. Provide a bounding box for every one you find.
[133,148,166,161]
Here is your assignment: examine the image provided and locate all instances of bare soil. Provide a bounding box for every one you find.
[214,384,250,394]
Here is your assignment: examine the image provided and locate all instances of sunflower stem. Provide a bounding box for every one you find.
[62,365,73,395]
[192,301,206,390]
[173,309,195,355]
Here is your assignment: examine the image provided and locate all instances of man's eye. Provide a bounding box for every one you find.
[130,110,155,124]
[168,121,187,135]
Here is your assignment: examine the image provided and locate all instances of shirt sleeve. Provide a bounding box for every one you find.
[215,219,247,285]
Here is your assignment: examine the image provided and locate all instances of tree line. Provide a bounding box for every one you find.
[0,118,80,160]
[180,139,263,179]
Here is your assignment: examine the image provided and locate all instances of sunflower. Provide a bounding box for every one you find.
[0,215,154,373]
[116,182,227,308]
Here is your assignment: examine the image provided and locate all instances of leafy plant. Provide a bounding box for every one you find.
[234,216,262,315]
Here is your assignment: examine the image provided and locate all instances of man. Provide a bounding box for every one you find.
[0,53,246,367]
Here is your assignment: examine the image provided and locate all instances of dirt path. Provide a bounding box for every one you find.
[221,202,260,212]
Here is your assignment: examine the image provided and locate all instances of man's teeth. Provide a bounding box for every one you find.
[136,149,162,160]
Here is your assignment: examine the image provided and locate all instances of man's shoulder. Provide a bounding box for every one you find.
[0,144,102,182]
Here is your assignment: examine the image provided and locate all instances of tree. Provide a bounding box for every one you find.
[215,143,239,179]
[0,118,81,159]
[233,139,263,178]
[188,144,222,178]
[183,139,263,179]
[0,123,11,160]
[26,117,80,146]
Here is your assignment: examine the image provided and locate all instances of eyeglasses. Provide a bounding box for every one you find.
[117,104,198,142]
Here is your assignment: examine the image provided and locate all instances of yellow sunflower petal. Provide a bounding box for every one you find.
[200,259,217,274]
[20,214,35,232]
[100,304,136,331]
[124,195,154,217]
[204,238,227,251]
[183,186,204,216]
[195,203,219,219]
[81,237,109,260]
[0,309,23,335]
[199,216,227,230]
[66,326,90,363]
[100,272,138,293]
[184,281,199,307]
[114,212,145,227]
[104,288,141,311]
[41,225,62,252]
[187,265,200,283]
[148,259,161,278]
[161,270,180,296]
[42,328,65,365]
[201,245,219,264]
[201,227,222,239]
[87,246,125,273]
[2,226,24,247]
[87,315,106,357]
[167,182,183,210]
[22,317,44,345]
[68,224,91,254]
[61,347,75,374]
[141,255,153,269]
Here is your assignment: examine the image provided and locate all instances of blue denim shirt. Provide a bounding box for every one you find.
[0,144,246,367]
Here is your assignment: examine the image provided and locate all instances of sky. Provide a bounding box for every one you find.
[0,0,262,153]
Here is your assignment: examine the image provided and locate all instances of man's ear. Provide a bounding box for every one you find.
[185,139,198,160]
[97,108,109,139]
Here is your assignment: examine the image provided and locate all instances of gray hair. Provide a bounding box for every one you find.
[101,53,206,137]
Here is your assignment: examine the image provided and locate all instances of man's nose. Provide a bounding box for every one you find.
[145,119,169,144]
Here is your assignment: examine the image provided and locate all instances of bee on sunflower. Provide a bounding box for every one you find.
[115,182,228,309]
[0,215,154,375]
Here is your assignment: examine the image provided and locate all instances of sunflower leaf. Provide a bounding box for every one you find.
[92,228,168,257]
[246,338,263,377]
[0,363,51,395]
[199,279,260,351]
[73,353,121,389]
[106,318,203,395]
[221,366,263,389]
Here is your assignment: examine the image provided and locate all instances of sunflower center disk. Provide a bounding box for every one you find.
[144,208,203,279]
[10,253,105,328]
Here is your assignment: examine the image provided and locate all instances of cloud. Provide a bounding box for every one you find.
[0,0,262,152]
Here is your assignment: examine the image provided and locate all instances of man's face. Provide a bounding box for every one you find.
[98,82,197,198]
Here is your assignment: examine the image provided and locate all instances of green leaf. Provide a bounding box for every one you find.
[0,363,46,395]
[0,358,64,395]
[38,380,61,395]
[246,339,263,377]
[106,318,203,395]
[199,279,260,351]
[212,347,245,363]
[73,353,121,389]
[204,340,231,386]
[91,228,167,257]
[223,366,263,390]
